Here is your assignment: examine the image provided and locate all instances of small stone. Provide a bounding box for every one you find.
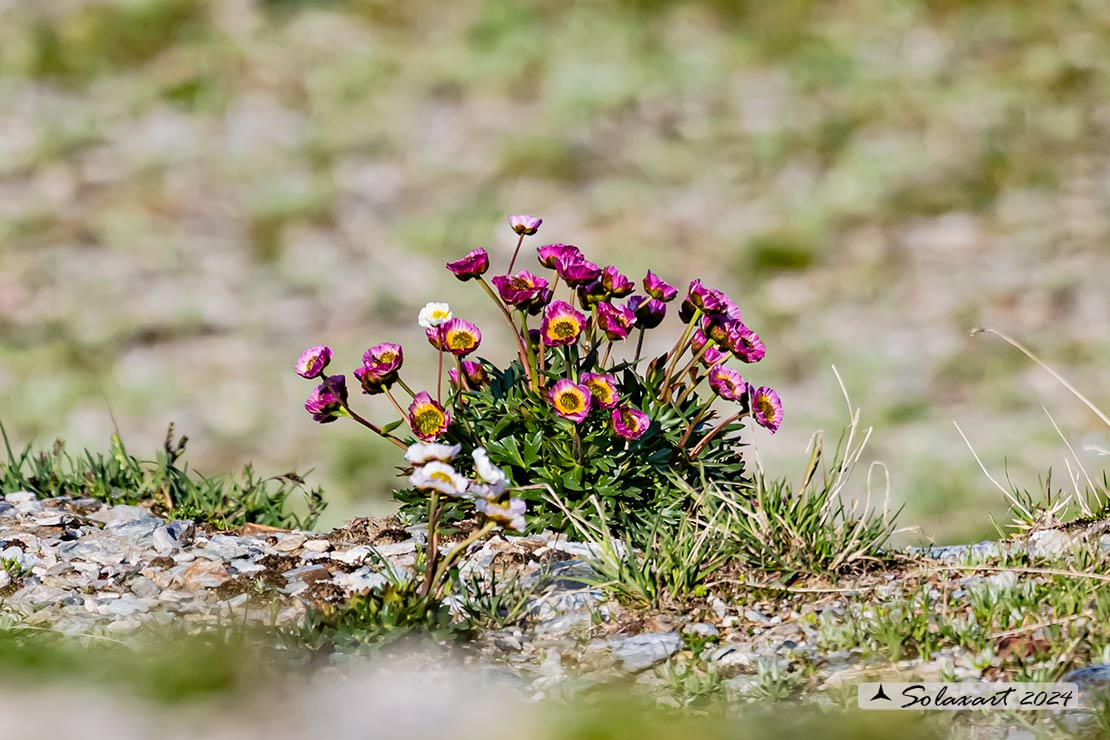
[152,527,179,554]
[273,533,307,552]
[331,568,388,593]
[1027,529,1074,559]
[180,560,231,590]
[331,546,372,565]
[32,514,64,527]
[302,539,331,552]
[607,632,681,672]
[745,609,772,626]
[534,611,594,638]
[0,571,9,589]
[283,564,330,584]
[683,622,719,638]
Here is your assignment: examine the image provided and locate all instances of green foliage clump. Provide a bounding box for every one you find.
[0,423,326,530]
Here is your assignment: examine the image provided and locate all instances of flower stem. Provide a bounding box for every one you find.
[437,347,444,404]
[431,521,497,599]
[384,388,409,423]
[396,377,417,399]
[601,341,613,368]
[689,411,747,459]
[661,310,700,401]
[419,491,441,598]
[507,233,526,273]
[633,327,646,365]
[454,356,470,393]
[477,277,535,390]
[322,377,407,450]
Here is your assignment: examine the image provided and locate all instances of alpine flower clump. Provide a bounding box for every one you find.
[294,215,783,531]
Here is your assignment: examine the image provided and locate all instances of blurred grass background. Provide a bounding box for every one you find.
[1,0,1109,543]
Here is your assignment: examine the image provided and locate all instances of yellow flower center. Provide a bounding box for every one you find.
[447,330,476,350]
[557,391,585,413]
[757,397,777,422]
[413,406,445,435]
[549,317,580,340]
[586,380,614,405]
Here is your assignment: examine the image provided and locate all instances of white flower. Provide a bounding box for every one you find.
[471,447,508,485]
[469,480,507,501]
[475,497,526,532]
[418,302,452,329]
[405,442,462,465]
[409,461,470,497]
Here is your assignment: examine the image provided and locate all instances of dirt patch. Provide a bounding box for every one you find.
[326,516,410,547]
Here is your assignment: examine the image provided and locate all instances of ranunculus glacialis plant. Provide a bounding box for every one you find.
[294,214,783,533]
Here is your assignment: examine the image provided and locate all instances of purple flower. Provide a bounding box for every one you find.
[305,375,346,423]
[295,345,332,379]
[628,295,666,329]
[441,318,482,357]
[492,271,550,307]
[611,406,650,441]
[708,366,746,401]
[686,279,730,315]
[549,379,592,423]
[581,372,619,409]
[361,343,403,377]
[508,214,542,236]
[576,280,609,308]
[750,385,783,434]
[425,326,444,351]
[691,329,729,366]
[474,497,527,532]
[408,391,451,441]
[730,324,766,364]
[445,248,489,280]
[643,271,678,302]
[449,360,489,388]
[557,258,602,287]
[541,300,587,347]
[527,328,542,349]
[601,266,635,297]
[596,301,637,341]
[523,287,553,316]
[537,243,582,269]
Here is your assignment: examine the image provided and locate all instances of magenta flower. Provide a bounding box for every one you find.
[295,345,332,379]
[492,271,550,307]
[730,324,766,364]
[425,326,444,351]
[685,279,730,315]
[441,318,482,357]
[537,243,582,269]
[557,258,602,287]
[305,375,346,423]
[541,300,587,347]
[708,366,746,401]
[596,301,637,341]
[361,343,403,377]
[523,287,554,316]
[601,266,635,297]
[611,405,650,441]
[408,391,451,441]
[549,379,592,423]
[508,214,542,236]
[445,248,489,280]
[643,271,678,302]
[449,360,489,388]
[691,329,729,366]
[750,385,783,434]
[628,295,666,329]
[581,372,620,409]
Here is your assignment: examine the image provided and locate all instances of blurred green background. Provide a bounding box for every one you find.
[1,0,1109,543]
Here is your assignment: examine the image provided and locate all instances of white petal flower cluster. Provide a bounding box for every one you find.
[403,443,525,531]
[418,302,452,329]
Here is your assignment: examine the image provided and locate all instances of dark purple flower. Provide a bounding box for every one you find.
[445,248,490,280]
[305,375,346,423]
[750,385,783,434]
[576,280,609,308]
[441,318,482,357]
[295,345,332,379]
[492,271,550,307]
[542,301,587,347]
[508,214,542,236]
[596,301,637,341]
[558,258,602,287]
[628,295,666,329]
[611,405,650,441]
[708,366,746,401]
[408,391,451,441]
[601,266,635,297]
[643,271,678,302]
[524,287,553,316]
[537,243,582,269]
[550,379,592,423]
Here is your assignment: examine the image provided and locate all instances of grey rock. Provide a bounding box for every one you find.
[909,540,1004,562]
[607,632,681,672]
[1027,529,1074,559]
[273,533,307,552]
[331,568,388,593]
[1063,664,1110,688]
[302,539,331,552]
[151,527,179,554]
[682,622,719,638]
[534,611,593,638]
